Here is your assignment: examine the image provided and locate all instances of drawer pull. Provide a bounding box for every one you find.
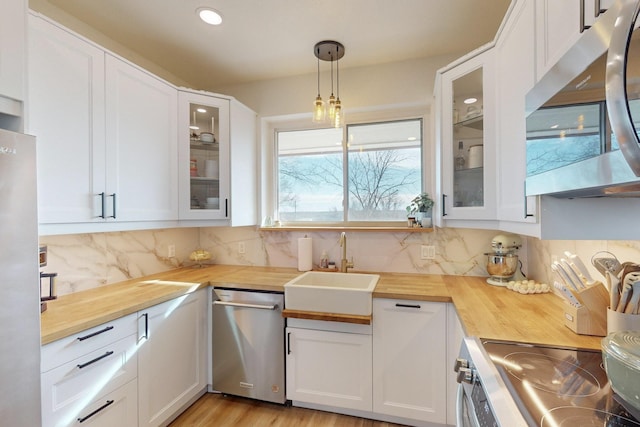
[77,399,114,423]
[77,325,114,341]
[395,303,421,309]
[77,351,114,369]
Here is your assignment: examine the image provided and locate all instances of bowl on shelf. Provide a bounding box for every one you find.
[199,132,215,143]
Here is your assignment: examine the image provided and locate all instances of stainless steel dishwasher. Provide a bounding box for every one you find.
[212,287,286,404]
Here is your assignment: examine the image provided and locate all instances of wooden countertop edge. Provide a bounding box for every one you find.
[41,283,209,345]
[282,309,372,325]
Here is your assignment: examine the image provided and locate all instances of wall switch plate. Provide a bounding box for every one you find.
[421,245,436,260]
[238,242,246,254]
[168,244,175,258]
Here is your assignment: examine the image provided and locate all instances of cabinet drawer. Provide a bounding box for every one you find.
[43,378,137,427]
[42,313,137,372]
[41,334,137,427]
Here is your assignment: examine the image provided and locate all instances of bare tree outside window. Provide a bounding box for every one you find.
[277,119,422,223]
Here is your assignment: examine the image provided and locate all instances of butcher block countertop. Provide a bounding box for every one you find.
[40,265,603,350]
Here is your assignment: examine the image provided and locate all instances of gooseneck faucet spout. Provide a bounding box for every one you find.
[339,232,354,273]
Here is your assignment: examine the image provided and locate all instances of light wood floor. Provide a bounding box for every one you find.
[169,393,408,427]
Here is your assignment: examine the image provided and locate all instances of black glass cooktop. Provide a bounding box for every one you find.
[482,340,640,427]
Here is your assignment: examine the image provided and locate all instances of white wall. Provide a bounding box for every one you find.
[212,54,460,118]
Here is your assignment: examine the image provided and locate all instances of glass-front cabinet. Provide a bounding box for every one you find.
[438,49,496,222]
[178,91,230,220]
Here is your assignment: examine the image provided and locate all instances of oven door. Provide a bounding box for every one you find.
[456,382,481,427]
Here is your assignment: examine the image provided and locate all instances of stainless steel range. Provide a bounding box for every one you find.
[456,337,640,426]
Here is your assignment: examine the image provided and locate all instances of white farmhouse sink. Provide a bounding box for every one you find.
[284,271,379,316]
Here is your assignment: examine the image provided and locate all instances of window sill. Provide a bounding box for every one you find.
[258,225,434,232]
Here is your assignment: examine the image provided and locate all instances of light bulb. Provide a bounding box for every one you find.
[312,95,326,123]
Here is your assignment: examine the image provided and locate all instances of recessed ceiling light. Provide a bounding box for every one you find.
[197,7,222,25]
[408,137,417,141]
[463,97,478,104]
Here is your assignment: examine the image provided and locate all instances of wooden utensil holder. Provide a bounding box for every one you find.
[563,283,609,336]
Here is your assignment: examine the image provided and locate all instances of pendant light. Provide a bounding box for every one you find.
[312,46,326,123]
[312,41,345,127]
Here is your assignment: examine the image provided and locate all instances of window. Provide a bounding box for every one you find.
[276,118,423,224]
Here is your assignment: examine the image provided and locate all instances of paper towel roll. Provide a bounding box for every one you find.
[297,236,313,271]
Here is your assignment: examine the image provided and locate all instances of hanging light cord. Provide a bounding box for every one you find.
[316,49,321,96]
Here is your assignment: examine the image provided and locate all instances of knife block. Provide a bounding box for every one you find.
[563,283,609,336]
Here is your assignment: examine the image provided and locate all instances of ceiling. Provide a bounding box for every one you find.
[37,0,512,90]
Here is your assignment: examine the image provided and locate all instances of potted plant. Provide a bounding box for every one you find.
[406,192,434,227]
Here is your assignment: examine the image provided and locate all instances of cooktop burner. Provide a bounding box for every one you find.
[482,340,640,427]
[501,351,601,397]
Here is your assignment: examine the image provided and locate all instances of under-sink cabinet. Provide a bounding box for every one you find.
[286,320,373,412]
[41,289,207,427]
[372,299,448,425]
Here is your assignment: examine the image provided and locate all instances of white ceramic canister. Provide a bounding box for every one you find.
[468,145,483,169]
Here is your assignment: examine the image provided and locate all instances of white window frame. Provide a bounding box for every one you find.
[260,106,432,228]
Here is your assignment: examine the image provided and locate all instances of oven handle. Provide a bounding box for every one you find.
[213,300,278,310]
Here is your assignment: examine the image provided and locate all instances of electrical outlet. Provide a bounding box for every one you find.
[167,244,175,258]
[238,242,246,254]
[421,245,436,260]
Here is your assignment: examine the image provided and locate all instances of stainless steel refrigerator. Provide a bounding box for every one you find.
[0,128,42,426]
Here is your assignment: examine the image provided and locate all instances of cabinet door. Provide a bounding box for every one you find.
[229,100,257,226]
[439,49,497,221]
[105,55,178,222]
[177,91,230,220]
[41,335,138,427]
[138,290,208,427]
[534,0,610,80]
[496,0,538,227]
[372,299,447,424]
[286,327,372,412]
[27,14,106,224]
[62,380,138,427]
[0,0,26,104]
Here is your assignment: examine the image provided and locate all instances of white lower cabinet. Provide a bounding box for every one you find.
[372,299,447,425]
[41,289,207,427]
[137,289,208,427]
[286,324,373,412]
[41,314,138,427]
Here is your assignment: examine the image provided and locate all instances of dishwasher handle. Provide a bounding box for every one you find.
[213,300,279,310]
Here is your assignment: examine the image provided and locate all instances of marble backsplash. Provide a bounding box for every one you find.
[39,226,506,296]
[38,224,640,303]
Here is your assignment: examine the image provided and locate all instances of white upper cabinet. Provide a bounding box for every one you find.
[534,0,613,81]
[28,14,107,226]
[178,89,257,226]
[105,55,178,222]
[0,0,26,124]
[437,48,497,225]
[178,91,230,221]
[495,0,538,231]
[28,14,179,234]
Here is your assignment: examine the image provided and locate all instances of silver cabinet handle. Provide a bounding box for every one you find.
[213,300,278,310]
[606,0,640,176]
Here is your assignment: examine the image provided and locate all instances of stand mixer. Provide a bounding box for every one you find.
[485,234,524,286]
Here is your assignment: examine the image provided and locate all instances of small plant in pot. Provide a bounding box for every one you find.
[406,192,434,227]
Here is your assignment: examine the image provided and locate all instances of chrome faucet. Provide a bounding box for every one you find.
[339,232,354,272]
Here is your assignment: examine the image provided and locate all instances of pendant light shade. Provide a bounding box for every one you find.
[312,40,345,127]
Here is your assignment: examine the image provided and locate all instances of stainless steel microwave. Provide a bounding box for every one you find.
[525,0,640,198]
